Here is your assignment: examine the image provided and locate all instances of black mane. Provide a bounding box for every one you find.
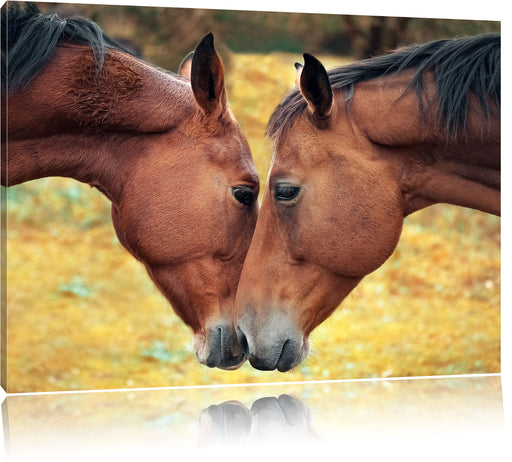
[267,34,500,140]
[1,3,128,91]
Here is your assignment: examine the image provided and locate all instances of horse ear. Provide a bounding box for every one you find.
[300,53,332,120]
[178,51,194,80]
[190,33,227,116]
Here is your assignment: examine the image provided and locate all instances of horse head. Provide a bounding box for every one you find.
[235,36,500,371]
[110,34,259,369]
[3,6,259,372]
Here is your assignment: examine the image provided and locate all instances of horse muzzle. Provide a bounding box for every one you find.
[194,323,246,370]
[236,308,310,372]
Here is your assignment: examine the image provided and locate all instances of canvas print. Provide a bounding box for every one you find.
[1,1,500,393]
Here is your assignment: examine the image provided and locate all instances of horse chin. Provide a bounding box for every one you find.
[193,324,246,370]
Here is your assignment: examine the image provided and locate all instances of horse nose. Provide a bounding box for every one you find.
[250,337,302,372]
[236,309,309,372]
[194,323,246,370]
[236,325,290,371]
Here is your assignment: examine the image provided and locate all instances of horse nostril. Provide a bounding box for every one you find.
[276,339,295,372]
[237,327,249,355]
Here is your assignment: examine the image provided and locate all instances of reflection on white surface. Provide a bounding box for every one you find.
[1,375,507,461]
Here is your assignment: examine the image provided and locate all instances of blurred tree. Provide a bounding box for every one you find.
[342,16,411,58]
[38,3,499,68]
[337,15,499,58]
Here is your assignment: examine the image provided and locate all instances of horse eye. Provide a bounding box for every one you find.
[274,184,301,202]
[231,186,255,207]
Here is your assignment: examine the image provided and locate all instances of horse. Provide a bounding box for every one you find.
[1,4,259,371]
[234,34,500,372]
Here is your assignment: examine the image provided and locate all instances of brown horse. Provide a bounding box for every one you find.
[235,34,500,371]
[2,5,259,370]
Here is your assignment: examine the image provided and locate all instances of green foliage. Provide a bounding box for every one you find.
[141,341,191,363]
[6,179,111,230]
[141,341,173,362]
[59,277,91,298]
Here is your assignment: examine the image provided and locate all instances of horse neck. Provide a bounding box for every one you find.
[397,135,500,216]
[3,132,135,202]
[3,45,195,202]
[347,83,501,216]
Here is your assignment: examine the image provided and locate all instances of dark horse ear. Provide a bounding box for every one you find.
[300,53,333,120]
[191,33,227,116]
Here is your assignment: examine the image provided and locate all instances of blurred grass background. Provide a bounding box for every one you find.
[3,3,500,392]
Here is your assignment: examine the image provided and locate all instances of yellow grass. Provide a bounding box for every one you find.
[5,53,500,392]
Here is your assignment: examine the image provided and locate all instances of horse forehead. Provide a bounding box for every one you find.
[271,117,352,172]
[149,123,257,183]
[205,119,257,168]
